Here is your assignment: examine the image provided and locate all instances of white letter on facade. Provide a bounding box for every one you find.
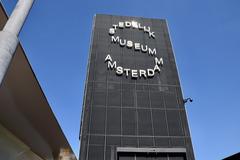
[127,40,133,48]
[149,48,157,56]
[132,21,138,28]
[119,22,124,28]
[124,68,130,77]
[112,24,118,30]
[111,36,120,43]
[131,70,138,78]
[154,65,161,72]
[109,28,115,35]
[149,31,155,39]
[141,45,148,53]
[134,43,141,51]
[125,21,131,28]
[120,39,126,47]
[139,70,147,78]
[105,54,112,62]
[155,57,163,66]
[144,26,151,33]
[138,23,144,30]
[147,69,155,77]
[116,66,123,75]
[108,61,117,69]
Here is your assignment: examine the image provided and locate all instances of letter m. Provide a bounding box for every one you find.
[111,36,120,43]
[155,57,163,66]
[149,48,157,56]
[108,61,117,69]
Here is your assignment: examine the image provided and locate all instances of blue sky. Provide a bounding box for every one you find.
[2,0,240,159]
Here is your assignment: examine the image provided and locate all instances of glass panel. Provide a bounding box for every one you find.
[164,92,178,108]
[108,82,121,90]
[106,136,121,146]
[107,91,121,106]
[122,83,135,90]
[90,107,106,134]
[94,82,107,90]
[121,137,138,147]
[107,107,121,134]
[122,91,135,107]
[170,138,185,147]
[122,108,137,135]
[155,137,169,147]
[82,106,90,134]
[150,92,164,108]
[105,146,115,160]
[92,91,106,106]
[137,92,150,108]
[152,109,168,136]
[139,137,154,147]
[166,110,183,136]
[88,145,104,160]
[89,135,105,145]
[138,109,153,135]
[94,64,107,81]
[180,110,190,136]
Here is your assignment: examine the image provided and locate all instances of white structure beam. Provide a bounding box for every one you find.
[0,0,34,85]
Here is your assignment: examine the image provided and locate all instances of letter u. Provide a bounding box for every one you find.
[141,45,148,53]
[119,39,126,47]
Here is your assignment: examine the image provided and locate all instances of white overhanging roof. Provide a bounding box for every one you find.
[0,3,76,160]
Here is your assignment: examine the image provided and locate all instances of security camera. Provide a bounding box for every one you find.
[183,98,193,104]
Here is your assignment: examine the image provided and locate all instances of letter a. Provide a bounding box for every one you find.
[105,54,112,62]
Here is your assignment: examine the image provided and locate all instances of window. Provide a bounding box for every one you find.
[118,152,186,160]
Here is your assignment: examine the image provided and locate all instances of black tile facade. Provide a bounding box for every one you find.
[80,14,195,160]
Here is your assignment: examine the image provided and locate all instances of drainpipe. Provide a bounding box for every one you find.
[0,0,34,85]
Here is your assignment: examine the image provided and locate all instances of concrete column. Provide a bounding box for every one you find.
[0,0,34,85]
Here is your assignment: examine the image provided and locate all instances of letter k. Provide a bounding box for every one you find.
[149,31,155,38]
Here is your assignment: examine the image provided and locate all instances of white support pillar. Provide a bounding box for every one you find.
[0,0,34,85]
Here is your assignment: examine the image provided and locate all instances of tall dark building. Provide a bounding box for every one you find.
[79,14,195,160]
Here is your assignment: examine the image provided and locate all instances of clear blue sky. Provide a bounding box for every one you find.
[2,0,240,159]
